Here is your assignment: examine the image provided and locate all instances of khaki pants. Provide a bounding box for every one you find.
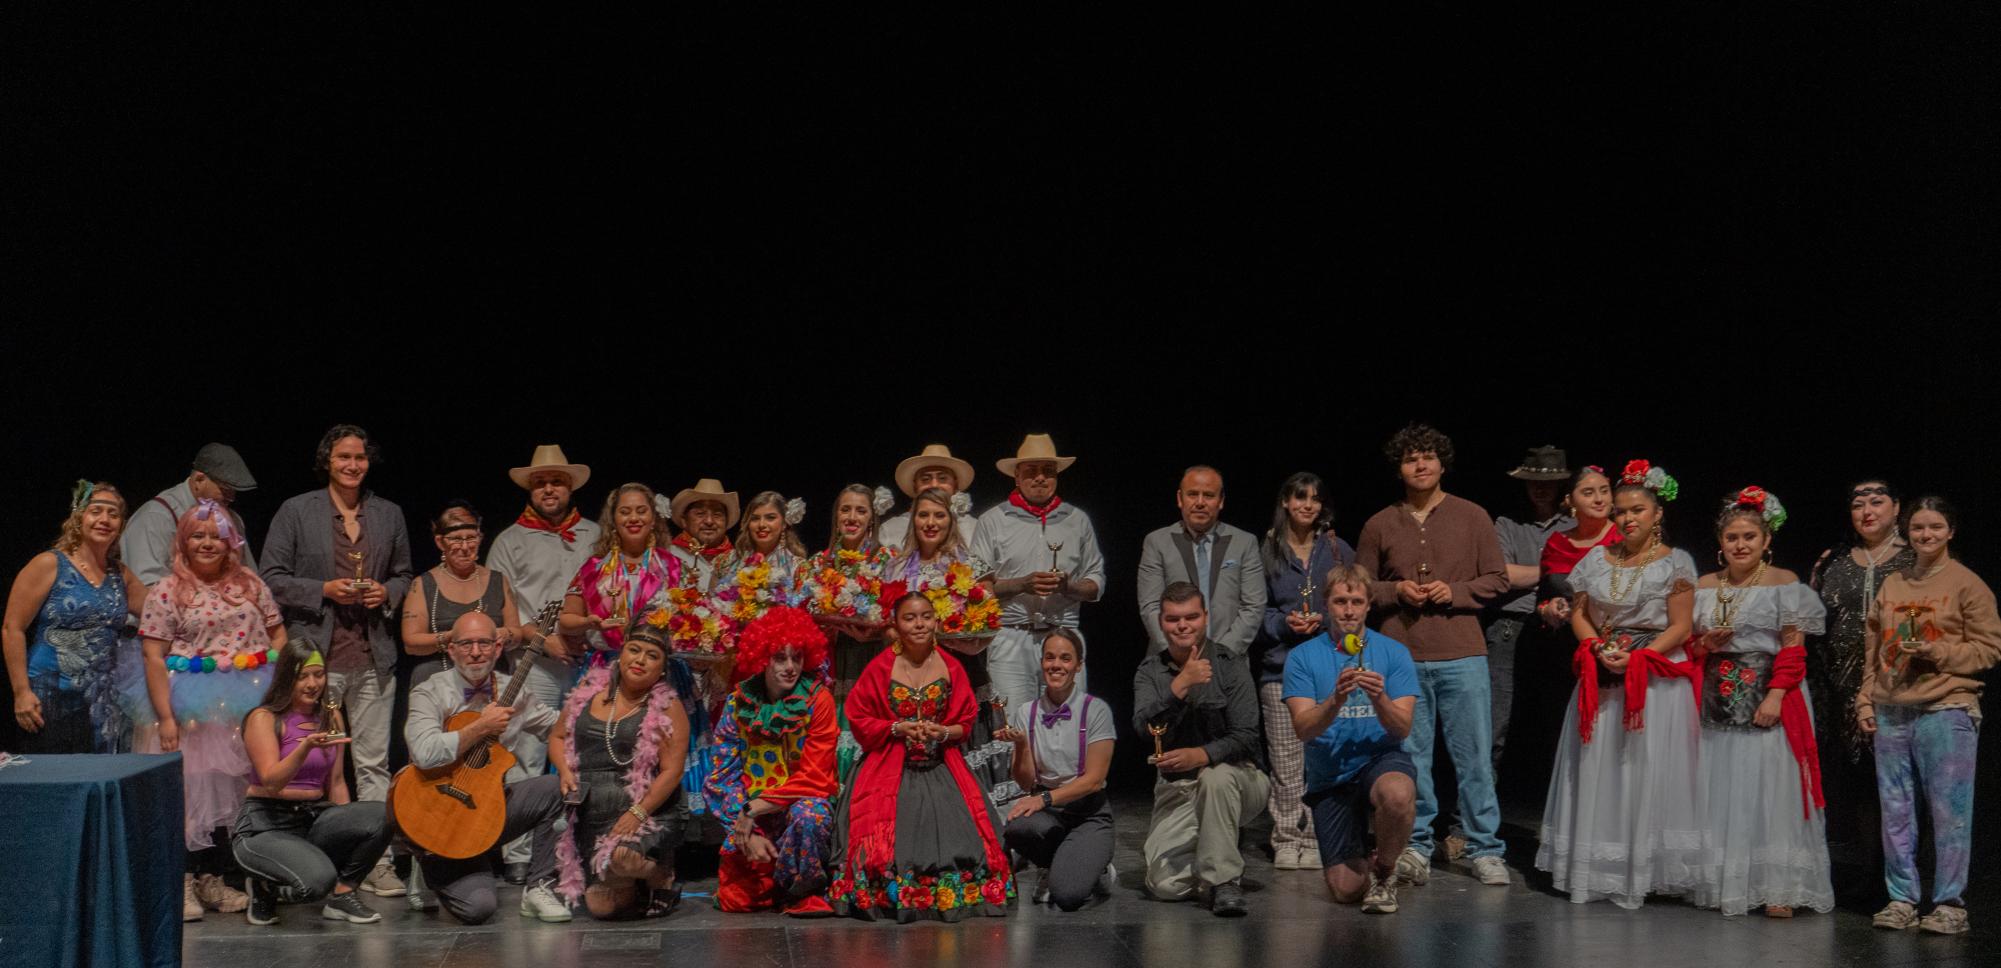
[1143,760,1270,898]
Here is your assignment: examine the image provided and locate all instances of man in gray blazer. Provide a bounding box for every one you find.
[259,425,414,898]
[1137,466,1268,659]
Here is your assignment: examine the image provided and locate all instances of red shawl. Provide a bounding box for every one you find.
[839,648,1009,884]
[1624,647,1700,732]
[1541,522,1623,578]
[1764,646,1824,819]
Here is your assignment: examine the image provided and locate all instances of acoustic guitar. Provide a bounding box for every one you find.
[390,601,563,858]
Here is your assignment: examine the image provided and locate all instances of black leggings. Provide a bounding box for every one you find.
[232,799,392,903]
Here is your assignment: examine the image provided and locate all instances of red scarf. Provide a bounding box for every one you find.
[838,649,1008,885]
[1008,490,1062,524]
[1623,648,1700,732]
[516,505,582,543]
[673,533,733,559]
[1764,646,1824,818]
[1572,638,1605,743]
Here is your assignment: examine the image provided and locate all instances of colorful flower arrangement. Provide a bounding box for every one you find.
[647,583,729,657]
[1620,459,1679,502]
[713,551,805,629]
[917,560,1002,639]
[800,546,894,636]
[1730,485,1788,532]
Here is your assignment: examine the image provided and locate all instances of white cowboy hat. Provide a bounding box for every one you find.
[894,444,976,498]
[508,444,591,490]
[995,433,1077,476]
[670,478,741,528]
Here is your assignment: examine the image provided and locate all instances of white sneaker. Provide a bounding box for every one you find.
[1273,846,1299,870]
[520,881,572,922]
[1095,862,1117,897]
[1472,855,1509,886]
[183,874,205,922]
[1361,870,1399,914]
[1395,847,1430,886]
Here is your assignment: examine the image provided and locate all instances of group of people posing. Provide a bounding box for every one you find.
[2,424,1991,937]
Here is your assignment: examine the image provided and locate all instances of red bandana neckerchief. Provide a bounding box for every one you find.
[1008,490,1063,524]
[673,533,733,559]
[516,506,582,543]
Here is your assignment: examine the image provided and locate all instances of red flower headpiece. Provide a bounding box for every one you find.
[878,579,911,609]
[1620,459,1651,485]
[1734,486,1768,511]
[733,606,829,681]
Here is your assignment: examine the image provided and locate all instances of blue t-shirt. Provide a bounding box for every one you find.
[1282,628,1418,792]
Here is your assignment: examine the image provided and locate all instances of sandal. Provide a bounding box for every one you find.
[644,883,683,918]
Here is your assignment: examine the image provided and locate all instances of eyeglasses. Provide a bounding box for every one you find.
[453,637,499,652]
[441,533,481,546]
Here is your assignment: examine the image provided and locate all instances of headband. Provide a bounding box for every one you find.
[70,479,96,513]
[302,651,326,668]
[193,498,246,550]
[1852,485,1891,498]
[1619,459,1679,503]
[1728,485,1788,532]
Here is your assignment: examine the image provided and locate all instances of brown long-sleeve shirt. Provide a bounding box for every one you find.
[1856,559,2001,717]
[1354,493,1510,662]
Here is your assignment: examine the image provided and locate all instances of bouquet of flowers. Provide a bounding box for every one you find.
[917,560,1002,644]
[646,583,729,658]
[800,546,894,639]
[713,550,802,627]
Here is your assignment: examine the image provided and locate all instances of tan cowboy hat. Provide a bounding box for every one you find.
[894,444,976,498]
[670,478,741,528]
[508,444,591,490]
[995,433,1076,476]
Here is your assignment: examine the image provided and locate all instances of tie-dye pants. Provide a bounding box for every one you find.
[1874,705,1977,907]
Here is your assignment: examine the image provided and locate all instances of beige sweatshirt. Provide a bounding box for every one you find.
[1856,559,2001,717]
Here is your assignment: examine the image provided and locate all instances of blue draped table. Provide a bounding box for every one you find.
[0,754,184,968]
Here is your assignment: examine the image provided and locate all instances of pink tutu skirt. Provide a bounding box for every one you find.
[134,720,252,850]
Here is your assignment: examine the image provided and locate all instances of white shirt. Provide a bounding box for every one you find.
[969,501,1106,628]
[1008,690,1115,788]
[404,667,558,770]
[488,517,603,616]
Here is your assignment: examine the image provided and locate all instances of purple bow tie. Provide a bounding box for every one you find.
[1039,704,1072,729]
[464,682,493,703]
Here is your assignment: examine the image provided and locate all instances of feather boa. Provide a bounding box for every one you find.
[553,664,679,904]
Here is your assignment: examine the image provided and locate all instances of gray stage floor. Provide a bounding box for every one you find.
[183,798,1976,968]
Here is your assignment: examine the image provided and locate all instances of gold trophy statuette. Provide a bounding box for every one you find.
[323,697,345,737]
[1147,722,1167,763]
[989,696,1009,732]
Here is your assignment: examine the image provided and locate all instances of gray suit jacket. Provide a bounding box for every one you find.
[259,489,414,676]
[1136,521,1268,655]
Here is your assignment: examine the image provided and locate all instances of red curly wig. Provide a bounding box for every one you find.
[733,606,830,681]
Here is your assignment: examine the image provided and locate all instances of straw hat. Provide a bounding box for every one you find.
[508,444,591,490]
[995,433,1076,476]
[670,478,741,528]
[1506,445,1570,482]
[894,444,976,498]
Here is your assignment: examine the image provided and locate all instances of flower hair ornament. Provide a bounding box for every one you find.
[949,491,972,517]
[1729,485,1788,532]
[652,493,673,521]
[1620,459,1679,503]
[193,498,247,549]
[783,497,807,527]
[871,485,895,516]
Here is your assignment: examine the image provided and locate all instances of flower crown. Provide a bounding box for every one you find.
[1619,459,1679,503]
[1727,485,1788,532]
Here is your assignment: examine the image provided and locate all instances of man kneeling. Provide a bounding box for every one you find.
[1284,564,1418,913]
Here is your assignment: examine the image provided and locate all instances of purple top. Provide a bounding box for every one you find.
[277,709,336,793]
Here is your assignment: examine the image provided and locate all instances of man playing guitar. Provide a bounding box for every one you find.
[400,611,571,923]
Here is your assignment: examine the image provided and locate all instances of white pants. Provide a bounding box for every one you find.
[987,626,1089,712]
[324,666,393,803]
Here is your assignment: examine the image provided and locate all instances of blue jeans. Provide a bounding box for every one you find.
[1403,656,1504,857]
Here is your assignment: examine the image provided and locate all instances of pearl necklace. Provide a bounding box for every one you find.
[1605,538,1661,604]
[1712,560,1766,628]
[601,688,644,767]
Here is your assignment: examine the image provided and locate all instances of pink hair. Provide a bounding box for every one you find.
[552,664,680,904]
[733,606,828,681]
[169,504,259,608]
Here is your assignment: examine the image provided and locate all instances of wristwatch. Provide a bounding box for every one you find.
[1039,791,1054,809]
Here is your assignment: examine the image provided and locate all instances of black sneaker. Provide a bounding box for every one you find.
[321,891,383,924]
[245,878,279,926]
[1210,881,1248,918]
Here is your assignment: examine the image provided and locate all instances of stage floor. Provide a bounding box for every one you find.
[184,798,1974,968]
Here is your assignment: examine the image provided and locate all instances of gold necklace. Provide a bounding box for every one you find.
[1605,538,1661,603]
[1712,560,1766,628]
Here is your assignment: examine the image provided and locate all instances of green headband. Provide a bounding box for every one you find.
[302,651,326,669]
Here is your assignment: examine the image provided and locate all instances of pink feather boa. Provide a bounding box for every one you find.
[553,664,679,904]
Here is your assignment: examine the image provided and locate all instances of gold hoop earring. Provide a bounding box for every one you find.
[1716,549,1725,567]
[890,638,903,656]
[1652,523,1662,542]
[1762,548,1774,564]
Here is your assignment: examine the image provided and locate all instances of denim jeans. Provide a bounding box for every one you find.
[1874,705,1978,907]
[1402,655,1503,857]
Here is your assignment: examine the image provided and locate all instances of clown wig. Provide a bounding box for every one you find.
[733,606,829,681]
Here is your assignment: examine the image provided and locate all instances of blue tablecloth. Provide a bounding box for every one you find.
[0,754,184,968]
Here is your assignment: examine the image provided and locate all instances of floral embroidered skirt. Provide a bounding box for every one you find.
[829,758,1012,921]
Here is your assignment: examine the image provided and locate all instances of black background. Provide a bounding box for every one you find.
[5,5,1998,904]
